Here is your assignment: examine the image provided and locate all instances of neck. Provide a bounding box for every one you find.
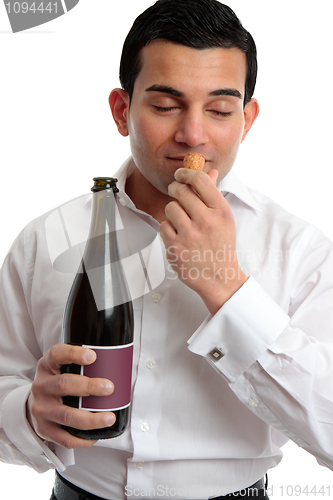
[125,165,172,223]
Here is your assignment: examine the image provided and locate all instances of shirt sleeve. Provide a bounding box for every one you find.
[188,227,333,471]
[0,228,74,472]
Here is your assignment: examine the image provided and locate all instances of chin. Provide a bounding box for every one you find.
[149,174,174,197]
[155,183,170,197]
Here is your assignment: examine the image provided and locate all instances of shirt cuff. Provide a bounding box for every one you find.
[1,384,74,472]
[187,276,290,382]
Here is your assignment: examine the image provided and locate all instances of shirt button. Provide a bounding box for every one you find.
[248,398,258,407]
[140,421,150,432]
[151,293,161,303]
[146,360,156,370]
[119,198,127,206]
[136,462,145,469]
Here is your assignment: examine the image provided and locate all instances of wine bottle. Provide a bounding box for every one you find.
[61,177,134,439]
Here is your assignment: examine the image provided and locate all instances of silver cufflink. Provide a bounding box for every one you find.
[208,347,225,362]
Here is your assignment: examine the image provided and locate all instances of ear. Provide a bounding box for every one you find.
[109,88,130,137]
[241,98,260,143]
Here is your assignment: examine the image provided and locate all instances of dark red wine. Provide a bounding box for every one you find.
[61,177,134,439]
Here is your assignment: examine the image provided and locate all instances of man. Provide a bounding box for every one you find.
[1,1,333,499]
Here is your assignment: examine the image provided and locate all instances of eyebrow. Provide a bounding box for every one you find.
[209,88,242,99]
[145,84,242,100]
[145,85,185,98]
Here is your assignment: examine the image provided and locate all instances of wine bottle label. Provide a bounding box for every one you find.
[79,344,133,411]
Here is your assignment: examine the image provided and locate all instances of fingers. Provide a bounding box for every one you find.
[39,423,99,450]
[28,375,116,447]
[37,344,113,398]
[31,404,115,449]
[163,200,193,238]
[167,182,202,223]
[36,372,113,399]
[159,219,177,242]
[207,169,219,184]
[45,344,96,373]
[52,406,115,430]
[159,167,247,315]
[164,168,228,237]
[171,168,224,211]
[27,343,117,448]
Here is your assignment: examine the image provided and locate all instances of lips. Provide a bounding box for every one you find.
[167,156,209,162]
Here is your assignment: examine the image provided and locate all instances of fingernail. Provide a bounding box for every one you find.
[174,168,187,181]
[104,381,113,393]
[105,414,115,425]
[84,350,95,362]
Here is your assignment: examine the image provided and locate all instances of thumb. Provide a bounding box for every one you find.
[207,169,219,185]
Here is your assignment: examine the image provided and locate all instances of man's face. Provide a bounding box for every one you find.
[118,40,258,195]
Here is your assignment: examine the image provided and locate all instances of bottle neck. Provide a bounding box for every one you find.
[82,187,131,308]
[89,189,117,240]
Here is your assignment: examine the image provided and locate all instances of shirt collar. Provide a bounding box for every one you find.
[113,157,135,192]
[218,170,262,213]
[113,156,261,213]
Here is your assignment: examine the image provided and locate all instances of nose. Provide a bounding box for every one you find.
[174,109,209,148]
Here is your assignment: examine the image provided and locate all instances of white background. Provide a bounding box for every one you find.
[1,0,333,498]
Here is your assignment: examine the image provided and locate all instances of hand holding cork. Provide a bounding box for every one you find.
[161,150,246,317]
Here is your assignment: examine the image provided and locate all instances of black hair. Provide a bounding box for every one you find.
[119,0,257,106]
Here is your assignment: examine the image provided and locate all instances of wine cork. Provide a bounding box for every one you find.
[184,153,205,171]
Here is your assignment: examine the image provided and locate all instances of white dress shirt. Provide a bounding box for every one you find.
[1,157,333,500]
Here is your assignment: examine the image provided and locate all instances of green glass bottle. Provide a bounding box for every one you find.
[61,177,134,439]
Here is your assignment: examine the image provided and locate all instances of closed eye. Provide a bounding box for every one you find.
[210,110,232,117]
[153,106,178,113]
[153,106,232,117]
